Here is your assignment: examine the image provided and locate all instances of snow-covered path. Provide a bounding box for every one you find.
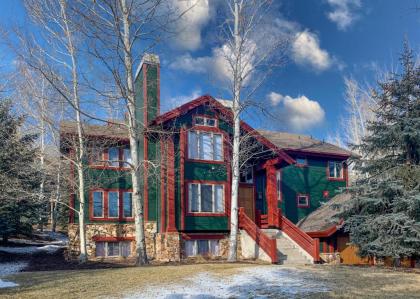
[126,265,329,299]
[0,262,27,288]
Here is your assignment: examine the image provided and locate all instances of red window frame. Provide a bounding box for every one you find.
[186,126,226,164]
[296,194,310,208]
[185,180,228,217]
[326,160,345,181]
[193,114,218,128]
[89,145,131,171]
[89,188,134,221]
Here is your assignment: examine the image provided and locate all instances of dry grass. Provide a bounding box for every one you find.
[1,263,420,299]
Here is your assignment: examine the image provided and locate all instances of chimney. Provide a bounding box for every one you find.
[135,53,160,126]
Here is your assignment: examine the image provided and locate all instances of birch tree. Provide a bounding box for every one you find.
[218,0,288,262]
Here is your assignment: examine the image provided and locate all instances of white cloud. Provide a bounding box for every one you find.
[164,89,203,112]
[169,40,257,86]
[169,0,211,51]
[292,31,332,71]
[268,92,325,131]
[326,0,362,30]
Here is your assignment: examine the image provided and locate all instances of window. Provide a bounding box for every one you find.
[194,116,217,127]
[276,170,281,201]
[108,147,119,167]
[297,195,309,208]
[93,191,104,217]
[188,183,224,213]
[95,241,132,257]
[123,148,132,167]
[123,192,133,218]
[240,167,253,184]
[328,161,343,179]
[296,157,307,166]
[108,191,119,218]
[188,131,223,161]
[184,239,220,257]
[89,147,104,166]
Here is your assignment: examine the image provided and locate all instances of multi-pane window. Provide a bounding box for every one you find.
[108,191,119,218]
[95,241,131,258]
[276,170,281,201]
[90,147,104,166]
[93,191,104,217]
[328,161,343,179]
[194,116,217,127]
[188,183,224,213]
[123,192,133,218]
[240,167,253,184]
[188,131,223,161]
[89,146,131,168]
[184,239,220,257]
[297,195,309,208]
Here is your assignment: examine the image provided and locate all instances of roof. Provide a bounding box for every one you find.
[60,121,128,139]
[257,130,353,158]
[297,192,351,234]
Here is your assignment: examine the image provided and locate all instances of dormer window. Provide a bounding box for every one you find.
[194,116,217,127]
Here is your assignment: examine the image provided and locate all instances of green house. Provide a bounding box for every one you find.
[62,54,351,263]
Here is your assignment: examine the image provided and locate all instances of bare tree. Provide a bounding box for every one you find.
[217,0,288,262]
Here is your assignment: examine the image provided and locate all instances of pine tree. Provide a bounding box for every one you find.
[0,99,42,242]
[342,42,420,260]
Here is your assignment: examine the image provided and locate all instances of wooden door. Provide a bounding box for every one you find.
[238,185,255,221]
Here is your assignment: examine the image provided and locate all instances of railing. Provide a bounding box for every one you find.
[239,208,278,263]
[281,215,320,262]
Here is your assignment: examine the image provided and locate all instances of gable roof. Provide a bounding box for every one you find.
[297,192,351,236]
[60,121,128,139]
[258,130,353,158]
[151,95,295,164]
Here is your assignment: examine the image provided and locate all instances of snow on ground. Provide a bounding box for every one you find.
[0,244,63,254]
[126,265,329,299]
[0,262,28,289]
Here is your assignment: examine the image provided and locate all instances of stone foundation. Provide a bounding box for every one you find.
[320,253,341,265]
[155,232,181,262]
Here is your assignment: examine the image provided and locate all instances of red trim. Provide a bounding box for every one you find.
[185,180,228,217]
[266,164,279,228]
[185,126,227,164]
[160,140,166,231]
[89,146,131,171]
[182,233,225,240]
[306,220,343,238]
[150,95,294,165]
[89,188,134,222]
[180,128,186,230]
[92,236,135,242]
[285,149,351,160]
[296,194,310,208]
[166,137,177,232]
[143,64,149,222]
[326,160,345,181]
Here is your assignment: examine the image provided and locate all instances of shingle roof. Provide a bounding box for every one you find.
[60,121,128,139]
[257,130,353,157]
[297,192,351,233]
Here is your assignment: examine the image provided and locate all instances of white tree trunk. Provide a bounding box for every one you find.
[228,0,242,262]
[120,0,148,265]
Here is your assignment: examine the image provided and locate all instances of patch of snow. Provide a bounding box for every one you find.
[0,244,63,254]
[126,265,329,299]
[0,261,28,289]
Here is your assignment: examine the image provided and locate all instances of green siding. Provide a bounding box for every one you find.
[184,216,228,231]
[281,157,346,223]
[184,162,227,181]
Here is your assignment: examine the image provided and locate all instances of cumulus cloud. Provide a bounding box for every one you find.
[292,31,332,71]
[268,92,325,131]
[169,0,211,51]
[326,0,362,30]
[169,40,257,85]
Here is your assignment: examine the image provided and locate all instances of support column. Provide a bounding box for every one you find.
[266,164,277,228]
[166,136,177,232]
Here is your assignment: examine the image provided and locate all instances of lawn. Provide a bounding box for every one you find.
[1,263,420,298]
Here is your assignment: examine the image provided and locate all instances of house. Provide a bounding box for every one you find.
[61,54,352,263]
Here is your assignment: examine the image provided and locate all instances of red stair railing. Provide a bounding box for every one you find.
[238,208,277,263]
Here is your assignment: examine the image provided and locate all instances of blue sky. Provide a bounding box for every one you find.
[1,0,419,141]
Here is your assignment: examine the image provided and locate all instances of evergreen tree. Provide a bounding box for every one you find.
[342,42,420,259]
[0,99,42,242]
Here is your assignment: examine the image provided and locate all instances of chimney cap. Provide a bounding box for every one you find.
[135,53,160,80]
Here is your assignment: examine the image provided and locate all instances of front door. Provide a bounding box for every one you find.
[255,171,267,214]
[238,184,255,221]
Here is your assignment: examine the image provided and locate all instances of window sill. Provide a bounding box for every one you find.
[186,159,225,165]
[327,177,345,181]
[186,212,226,217]
[89,165,131,171]
[89,217,134,221]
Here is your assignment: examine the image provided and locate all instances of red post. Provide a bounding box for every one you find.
[265,164,277,228]
[314,238,320,262]
[166,137,177,232]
